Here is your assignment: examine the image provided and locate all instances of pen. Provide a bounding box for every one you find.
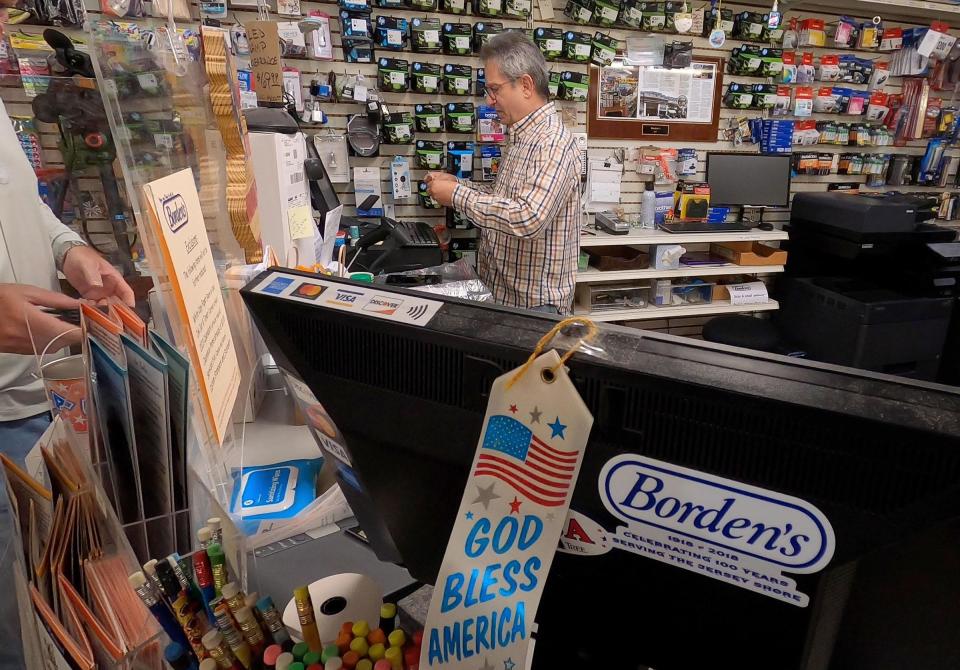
[207,543,229,596]
[212,597,254,669]
[193,550,217,621]
[235,606,268,659]
[172,590,211,661]
[129,572,191,651]
[208,517,223,545]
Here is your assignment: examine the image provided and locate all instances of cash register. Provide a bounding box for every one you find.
[778,191,960,381]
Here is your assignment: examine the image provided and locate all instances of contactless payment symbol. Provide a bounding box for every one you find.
[292,283,327,300]
[262,276,294,295]
[364,295,404,315]
[406,304,428,320]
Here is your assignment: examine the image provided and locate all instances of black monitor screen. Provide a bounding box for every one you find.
[707,153,792,207]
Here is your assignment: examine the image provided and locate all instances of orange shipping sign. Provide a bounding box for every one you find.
[142,168,241,445]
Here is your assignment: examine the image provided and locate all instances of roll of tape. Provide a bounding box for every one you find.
[282,573,383,645]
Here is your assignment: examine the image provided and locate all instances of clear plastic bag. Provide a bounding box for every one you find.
[379,258,493,302]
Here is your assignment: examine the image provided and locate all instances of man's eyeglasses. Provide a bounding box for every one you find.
[483,79,515,100]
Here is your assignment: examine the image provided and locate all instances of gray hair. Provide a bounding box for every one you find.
[480,31,551,100]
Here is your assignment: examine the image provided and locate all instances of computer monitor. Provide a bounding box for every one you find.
[707,152,792,208]
[242,269,960,670]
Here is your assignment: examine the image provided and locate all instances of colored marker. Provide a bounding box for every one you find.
[235,605,267,658]
[165,642,197,670]
[143,559,163,594]
[207,543,228,596]
[202,630,241,670]
[276,652,295,670]
[198,526,213,549]
[264,645,283,670]
[292,642,310,662]
[193,551,217,621]
[257,596,294,651]
[385,646,402,670]
[222,582,247,614]
[341,651,360,670]
[378,604,396,635]
[154,559,184,602]
[387,630,405,649]
[212,598,253,669]
[293,587,323,653]
[129,571,190,650]
[172,590,210,661]
[351,621,370,639]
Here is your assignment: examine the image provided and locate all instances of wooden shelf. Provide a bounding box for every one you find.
[576,264,784,283]
[577,299,780,322]
[580,228,789,247]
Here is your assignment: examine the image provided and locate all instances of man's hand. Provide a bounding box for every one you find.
[62,245,135,306]
[0,284,80,355]
[426,173,458,208]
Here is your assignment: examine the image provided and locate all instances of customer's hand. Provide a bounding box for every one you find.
[426,177,458,207]
[62,245,135,306]
[0,284,80,355]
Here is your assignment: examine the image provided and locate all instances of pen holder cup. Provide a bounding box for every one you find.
[39,331,88,434]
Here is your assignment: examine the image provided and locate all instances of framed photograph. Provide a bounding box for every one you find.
[588,56,724,142]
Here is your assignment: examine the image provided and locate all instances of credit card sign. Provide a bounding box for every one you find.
[253,272,442,326]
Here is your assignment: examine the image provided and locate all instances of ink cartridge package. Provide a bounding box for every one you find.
[382,112,415,144]
[375,16,408,50]
[443,22,473,55]
[536,27,564,61]
[444,63,473,95]
[591,33,618,67]
[412,61,442,93]
[378,57,409,92]
[474,22,503,52]
[446,102,476,133]
[559,71,589,101]
[412,17,442,53]
[415,104,444,133]
[563,31,592,63]
[416,140,445,169]
[447,141,475,178]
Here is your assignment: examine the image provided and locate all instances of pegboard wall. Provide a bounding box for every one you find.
[4,0,960,335]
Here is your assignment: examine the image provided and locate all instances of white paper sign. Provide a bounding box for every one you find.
[142,169,241,446]
[420,350,593,669]
[726,281,769,305]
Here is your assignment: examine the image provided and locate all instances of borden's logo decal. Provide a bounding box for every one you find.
[598,454,835,607]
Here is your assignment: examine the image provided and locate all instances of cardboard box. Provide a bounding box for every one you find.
[710,241,787,266]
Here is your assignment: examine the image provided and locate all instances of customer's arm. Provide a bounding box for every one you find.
[456,177,495,195]
[39,198,85,270]
[451,141,574,238]
[40,200,135,305]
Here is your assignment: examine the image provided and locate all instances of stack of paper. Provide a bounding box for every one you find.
[80,300,192,561]
[4,418,164,669]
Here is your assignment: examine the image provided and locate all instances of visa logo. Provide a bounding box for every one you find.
[329,289,364,306]
[162,194,189,233]
[600,454,835,573]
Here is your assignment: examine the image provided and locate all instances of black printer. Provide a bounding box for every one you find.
[778,192,959,381]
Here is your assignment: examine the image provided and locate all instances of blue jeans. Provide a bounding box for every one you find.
[0,412,51,669]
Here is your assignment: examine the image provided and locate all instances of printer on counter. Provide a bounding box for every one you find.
[777,192,959,382]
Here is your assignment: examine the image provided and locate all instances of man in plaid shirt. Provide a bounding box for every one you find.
[426,32,582,315]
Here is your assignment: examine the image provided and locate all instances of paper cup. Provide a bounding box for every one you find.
[41,354,88,434]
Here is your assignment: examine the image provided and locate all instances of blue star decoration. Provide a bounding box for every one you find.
[548,416,567,439]
[503,658,516,670]
[465,511,474,520]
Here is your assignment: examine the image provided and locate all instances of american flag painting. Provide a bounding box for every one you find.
[473,415,579,507]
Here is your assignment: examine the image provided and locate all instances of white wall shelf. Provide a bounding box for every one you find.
[577,300,781,323]
[580,229,789,248]
[577,264,784,284]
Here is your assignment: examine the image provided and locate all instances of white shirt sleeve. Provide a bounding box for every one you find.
[39,198,84,269]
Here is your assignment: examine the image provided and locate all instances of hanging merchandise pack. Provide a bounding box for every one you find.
[375,15,409,50]
[536,27,564,60]
[412,61,442,93]
[415,104,444,133]
[443,63,473,95]
[559,71,589,101]
[416,139,445,169]
[443,22,473,55]
[412,17,442,52]
[445,102,476,133]
[473,22,503,51]
[564,31,593,62]
[378,57,409,91]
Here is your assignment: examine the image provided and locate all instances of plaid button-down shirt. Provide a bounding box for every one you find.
[452,102,581,313]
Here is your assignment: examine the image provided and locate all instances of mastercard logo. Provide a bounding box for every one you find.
[293,283,327,300]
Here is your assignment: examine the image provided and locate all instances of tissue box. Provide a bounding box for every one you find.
[649,244,685,270]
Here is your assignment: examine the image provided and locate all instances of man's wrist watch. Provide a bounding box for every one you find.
[56,239,87,269]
